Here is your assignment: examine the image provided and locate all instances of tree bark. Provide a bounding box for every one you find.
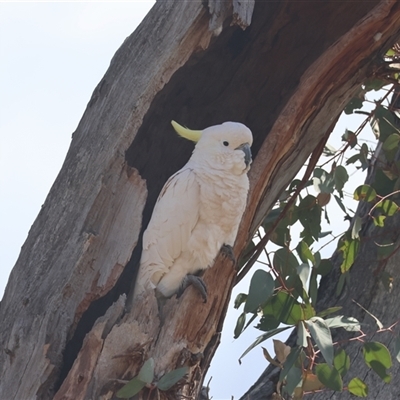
[1,1,400,399]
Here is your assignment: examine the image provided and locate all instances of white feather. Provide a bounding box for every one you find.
[134,121,252,298]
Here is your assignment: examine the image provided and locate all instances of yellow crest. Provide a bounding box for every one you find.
[171,120,202,143]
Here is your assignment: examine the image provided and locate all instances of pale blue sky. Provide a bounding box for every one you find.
[0,2,377,399]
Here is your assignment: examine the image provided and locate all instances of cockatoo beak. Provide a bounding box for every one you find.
[235,143,252,167]
[171,120,202,143]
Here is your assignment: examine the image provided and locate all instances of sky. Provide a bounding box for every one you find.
[0,2,379,399]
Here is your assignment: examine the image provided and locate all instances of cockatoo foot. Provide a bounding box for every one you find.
[177,274,208,302]
[221,244,236,265]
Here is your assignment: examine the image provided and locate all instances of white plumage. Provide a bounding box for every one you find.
[134,121,253,300]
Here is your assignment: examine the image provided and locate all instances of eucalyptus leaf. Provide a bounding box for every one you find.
[279,346,302,381]
[351,216,362,239]
[234,312,246,339]
[116,378,146,399]
[297,263,310,291]
[273,248,299,277]
[138,358,155,384]
[157,367,188,391]
[297,321,309,348]
[234,293,247,309]
[244,269,274,313]
[306,317,334,366]
[325,315,360,332]
[283,366,302,396]
[333,349,350,377]
[348,377,368,397]
[315,363,343,392]
[339,238,359,273]
[363,342,392,383]
[239,326,292,362]
[354,185,376,202]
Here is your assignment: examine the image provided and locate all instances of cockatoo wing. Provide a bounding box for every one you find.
[139,166,200,288]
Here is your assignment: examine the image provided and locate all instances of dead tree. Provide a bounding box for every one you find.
[1,1,399,399]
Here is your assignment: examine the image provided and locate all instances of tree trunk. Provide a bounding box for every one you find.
[1,1,400,399]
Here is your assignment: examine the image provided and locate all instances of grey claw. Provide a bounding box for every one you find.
[177,274,208,302]
[221,244,236,265]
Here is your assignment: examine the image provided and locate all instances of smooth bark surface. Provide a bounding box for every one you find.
[1,1,400,399]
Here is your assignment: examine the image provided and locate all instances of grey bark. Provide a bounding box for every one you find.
[1,0,399,399]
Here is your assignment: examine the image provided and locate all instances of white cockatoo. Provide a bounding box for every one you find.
[133,120,253,301]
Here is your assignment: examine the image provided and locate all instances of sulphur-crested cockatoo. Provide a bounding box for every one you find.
[134,120,252,301]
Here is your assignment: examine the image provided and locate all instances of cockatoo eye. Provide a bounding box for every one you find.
[223,141,229,146]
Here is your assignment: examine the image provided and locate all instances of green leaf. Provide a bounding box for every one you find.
[257,313,279,331]
[239,326,292,362]
[283,366,302,396]
[309,269,318,305]
[325,315,360,331]
[348,377,368,397]
[318,230,332,239]
[377,199,399,216]
[334,194,347,213]
[315,363,343,391]
[234,293,247,309]
[394,335,400,363]
[244,270,275,313]
[116,378,146,398]
[271,291,303,325]
[344,97,364,114]
[285,274,307,303]
[383,133,400,152]
[386,48,396,56]
[273,248,299,277]
[297,321,309,348]
[354,185,377,202]
[298,195,322,241]
[296,240,315,263]
[157,367,188,391]
[234,312,246,339]
[279,346,302,381]
[334,165,349,194]
[138,358,155,384]
[323,143,337,156]
[364,78,386,91]
[334,349,350,377]
[346,153,360,166]
[313,168,335,193]
[372,105,399,142]
[317,306,342,318]
[306,317,334,366]
[373,215,386,227]
[342,129,358,148]
[297,263,310,290]
[351,216,362,239]
[363,342,392,383]
[339,238,359,273]
[315,259,332,276]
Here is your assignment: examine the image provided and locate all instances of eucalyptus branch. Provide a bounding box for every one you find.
[235,125,334,286]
